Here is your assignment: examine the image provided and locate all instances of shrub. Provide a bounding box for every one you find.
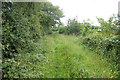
[58,27,66,34]
[82,34,120,64]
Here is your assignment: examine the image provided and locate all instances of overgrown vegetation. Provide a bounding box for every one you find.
[2,2,63,78]
[58,15,120,78]
[2,34,119,78]
[1,1,120,78]
[59,15,120,62]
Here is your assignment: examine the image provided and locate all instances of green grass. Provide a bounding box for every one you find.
[39,34,118,78]
[7,33,118,78]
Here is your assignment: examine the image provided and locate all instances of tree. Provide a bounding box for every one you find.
[66,18,82,35]
[39,2,63,34]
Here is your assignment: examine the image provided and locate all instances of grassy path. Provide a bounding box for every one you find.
[39,34,118,78]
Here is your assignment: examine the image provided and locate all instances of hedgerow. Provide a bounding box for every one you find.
[2,2,63,78]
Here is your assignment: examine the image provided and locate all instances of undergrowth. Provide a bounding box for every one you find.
[2,34,119,78]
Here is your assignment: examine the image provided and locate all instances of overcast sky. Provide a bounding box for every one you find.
[49,0,120,26]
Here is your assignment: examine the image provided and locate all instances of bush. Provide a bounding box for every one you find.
[64,18,82,35]
[82,34,120,63]
[58,27,66,34]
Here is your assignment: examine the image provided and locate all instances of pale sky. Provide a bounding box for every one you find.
[49,0,120,26]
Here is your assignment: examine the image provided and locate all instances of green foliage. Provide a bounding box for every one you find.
[71,15,120,78]
[1,1,119,78]
[2,2,63,78]
[65,18,82,35]
[61,18,92,36]
[96,15,118,36]
[19,34,119,78]
[51,27,58,32]
[80,15,120,71]
[2,2,63,58]
[58,27,66,34]
[2,33,119,78]
[63,15,119,62]
[81,20,91,36]
[82,34,120,60]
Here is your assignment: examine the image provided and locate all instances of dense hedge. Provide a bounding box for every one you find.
[82,34,120,63]
[2,2,63,58]
[81,16,120,64]
[1,2,63,78]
